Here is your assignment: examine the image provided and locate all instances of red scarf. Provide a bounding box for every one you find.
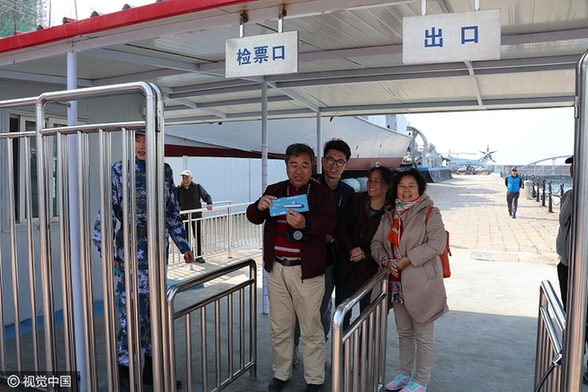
[386,212,403,282]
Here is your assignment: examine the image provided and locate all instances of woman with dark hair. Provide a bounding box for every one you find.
[334,166,394,329]
[371,168,448,392]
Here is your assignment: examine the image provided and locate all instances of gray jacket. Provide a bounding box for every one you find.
[556,189,573,266]
[371,193,449,324]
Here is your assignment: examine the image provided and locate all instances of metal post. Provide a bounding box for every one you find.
[316,113,322,174]
[67,50,90,391]
[561,48,588,392]
[261,80,269,315]
[227,203,233,259]
[548,182,553,213]
[541,179,546,207]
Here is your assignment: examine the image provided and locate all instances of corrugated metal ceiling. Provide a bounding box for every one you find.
[0,0,586,124]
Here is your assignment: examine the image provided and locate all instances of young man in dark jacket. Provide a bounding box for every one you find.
[247,143,336,392]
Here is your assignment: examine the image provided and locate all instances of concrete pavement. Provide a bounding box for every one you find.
[177,173,580,391]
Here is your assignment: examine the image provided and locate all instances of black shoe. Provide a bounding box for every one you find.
[143,355,182,388]
[196,257,206,263]
[268,377,288,392]
[583,369,588,386]
[119,364,130,392]
[305,384,323,392]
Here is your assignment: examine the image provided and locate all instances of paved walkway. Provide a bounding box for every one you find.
[169,173,578,392]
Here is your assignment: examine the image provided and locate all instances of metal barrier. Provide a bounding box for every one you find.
[332,268,390,392]
[166,259,257,392]
[0,82,176,391]
[169,203,262,264]
[534,280,565,392]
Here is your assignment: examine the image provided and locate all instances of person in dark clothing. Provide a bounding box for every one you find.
[93,130,193,391]
[334,166,393,330]
[246,143,336,392]
[505,167,524,218]
[293,139,355,364]
[555,156,588,385]
[176,170,213,263]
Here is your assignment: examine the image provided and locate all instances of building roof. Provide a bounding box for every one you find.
[1,0,587,125]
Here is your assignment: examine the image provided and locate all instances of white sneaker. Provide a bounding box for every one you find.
[385,374,411,391]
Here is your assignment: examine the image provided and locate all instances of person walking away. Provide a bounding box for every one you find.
[334,166,393,330]
[293,138,355,365]
[505,167,524,219]
[92,129,194,392]
[177,169,213,263]
[371,168,449,392]
[246,143,336,392]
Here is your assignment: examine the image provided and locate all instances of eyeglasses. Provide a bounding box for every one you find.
[325,156,347,167]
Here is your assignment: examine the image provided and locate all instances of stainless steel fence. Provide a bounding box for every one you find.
[534,280,565,392]
[332,268,390,392]
[166,258,257,392]
[169,203,262,264]
[0,82,174,391]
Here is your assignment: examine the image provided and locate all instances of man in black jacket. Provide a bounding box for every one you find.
[177,169,213,263]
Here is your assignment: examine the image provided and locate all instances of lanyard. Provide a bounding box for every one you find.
[287,182,311,197]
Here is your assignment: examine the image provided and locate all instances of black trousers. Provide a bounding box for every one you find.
[506,191,520,215]
[557,262,588,348]
[185,218,203,256]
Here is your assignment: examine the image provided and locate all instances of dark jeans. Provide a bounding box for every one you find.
[506,191,520,215]
[184,218,203,256]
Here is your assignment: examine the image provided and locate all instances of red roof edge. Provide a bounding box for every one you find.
[0,0,252,54]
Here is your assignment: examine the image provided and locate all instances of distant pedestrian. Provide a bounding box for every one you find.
[505,167,524,219]
[177,170,213,263]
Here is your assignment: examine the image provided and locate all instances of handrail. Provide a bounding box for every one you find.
[166,258,257,392]
[534,280,566,392]
[332,268,390,392]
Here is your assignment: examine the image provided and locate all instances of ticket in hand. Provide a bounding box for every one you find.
[269,194,309,217]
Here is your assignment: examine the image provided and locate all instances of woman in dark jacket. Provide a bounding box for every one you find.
[334,166,393,328]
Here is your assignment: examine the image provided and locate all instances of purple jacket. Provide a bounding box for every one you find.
[246,180,336,280]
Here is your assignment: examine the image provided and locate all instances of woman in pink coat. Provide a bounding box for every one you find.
[371,168,449,392]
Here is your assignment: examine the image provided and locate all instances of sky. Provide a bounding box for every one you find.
[46,2,576,167]
[405,107,575,166]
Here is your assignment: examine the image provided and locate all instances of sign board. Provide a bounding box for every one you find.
[403,9,501,64]
[226,31,299,78]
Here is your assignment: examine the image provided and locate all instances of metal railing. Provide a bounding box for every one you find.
[0,82,179,391]
[169,203,262,263]
[331,268,390,392]
[534,280,565,392]
[166,259,257,392]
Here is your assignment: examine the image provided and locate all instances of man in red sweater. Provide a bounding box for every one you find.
[247,143,336,392]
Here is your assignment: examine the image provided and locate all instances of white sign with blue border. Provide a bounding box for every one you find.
[226,31,299,78]
[403,9,501,64]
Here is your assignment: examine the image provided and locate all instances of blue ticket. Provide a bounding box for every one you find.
[269,194,309,217]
